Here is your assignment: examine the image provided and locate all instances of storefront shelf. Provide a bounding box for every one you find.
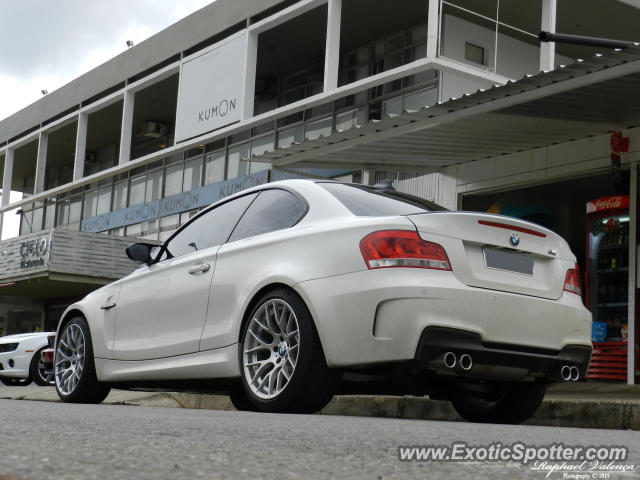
[597,268,629,274]
[586,341,627,382]
[599,244,629,250]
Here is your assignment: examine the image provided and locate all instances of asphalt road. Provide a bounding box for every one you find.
[0,399,638,480]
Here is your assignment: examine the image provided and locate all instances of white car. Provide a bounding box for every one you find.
[53,180,592,423]
[0,332,56,386]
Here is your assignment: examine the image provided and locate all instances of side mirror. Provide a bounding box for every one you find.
[125,243,154,264]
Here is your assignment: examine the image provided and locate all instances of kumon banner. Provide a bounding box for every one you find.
[175,33,246,143]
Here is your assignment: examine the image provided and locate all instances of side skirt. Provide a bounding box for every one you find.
[95,344,240,382]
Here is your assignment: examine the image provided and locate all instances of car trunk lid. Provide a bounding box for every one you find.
[408,212,574,300]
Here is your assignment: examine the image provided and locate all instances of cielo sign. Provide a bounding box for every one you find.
[19,236,49,269]
[175,33,247,142]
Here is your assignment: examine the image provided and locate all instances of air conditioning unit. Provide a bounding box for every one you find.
[142,121,168,138]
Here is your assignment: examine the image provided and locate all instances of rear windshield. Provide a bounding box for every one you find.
[319,182,445,216]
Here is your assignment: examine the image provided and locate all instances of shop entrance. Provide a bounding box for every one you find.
[461,172,632,382]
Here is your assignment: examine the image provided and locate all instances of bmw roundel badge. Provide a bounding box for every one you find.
[510,233,520,246]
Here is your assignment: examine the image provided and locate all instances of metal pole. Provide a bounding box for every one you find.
[539,31,636,50]
[628,157,637,385]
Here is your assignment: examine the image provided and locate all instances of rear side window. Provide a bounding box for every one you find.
[228,189,307,242]
[320,183,437,216]
[165,193,258,258]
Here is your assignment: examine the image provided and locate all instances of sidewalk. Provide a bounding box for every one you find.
[2,382,638,430]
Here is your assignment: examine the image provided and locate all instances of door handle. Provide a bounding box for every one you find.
[188,263,210,275]
[100,302,116,310]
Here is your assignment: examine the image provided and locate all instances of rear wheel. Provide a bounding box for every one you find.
[55,317,111,403]
[31,347,55,386]
[228,387,258,412]
[451,382,547,424]
[0,377,31,387]
[239,288,336,413]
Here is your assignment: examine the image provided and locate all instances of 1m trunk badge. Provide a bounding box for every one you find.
[510,233,520,246]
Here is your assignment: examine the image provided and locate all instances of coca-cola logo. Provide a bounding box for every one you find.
[587,195,629,213]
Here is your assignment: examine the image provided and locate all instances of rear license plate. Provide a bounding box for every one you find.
[483,247,534,275]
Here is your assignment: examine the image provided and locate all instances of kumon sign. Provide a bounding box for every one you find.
[175,33,246,142]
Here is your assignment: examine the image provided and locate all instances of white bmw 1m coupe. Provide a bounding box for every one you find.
[53,179,592,423]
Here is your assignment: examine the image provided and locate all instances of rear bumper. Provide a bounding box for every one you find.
[297,268,592,368]
[416,326,592,379]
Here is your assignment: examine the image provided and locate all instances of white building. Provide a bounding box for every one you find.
[1,0,639,383]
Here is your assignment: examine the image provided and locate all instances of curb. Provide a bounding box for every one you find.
[124,393,640,430]
[3,386,638,430]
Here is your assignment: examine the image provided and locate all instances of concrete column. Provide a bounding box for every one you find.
[540,0,557,71]
[361,169,376,185]
[242,31,259,120]
[0,149,12,239]
[74,112,88,180]
[35,132,48,194]
[119,90,135,165]
[323,0,342,92]
[427,0,440,58]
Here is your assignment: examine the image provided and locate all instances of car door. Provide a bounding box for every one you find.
[199,188,308,351]
[112,192,258,360]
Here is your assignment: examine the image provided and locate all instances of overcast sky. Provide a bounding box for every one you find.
[0,0,213,122]
[0,0,213,238]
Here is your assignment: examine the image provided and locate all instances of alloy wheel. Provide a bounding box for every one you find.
[37,355,54,385]
[55,323,86,395]
[243,299,300,400]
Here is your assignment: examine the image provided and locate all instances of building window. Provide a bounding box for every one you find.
[113,180,128,211]
[145,169,163,202]
[464,42,485,65]
[183,157,203,192]
[164,163,184,197]
[205,151,225,185]
[129,175,146,206]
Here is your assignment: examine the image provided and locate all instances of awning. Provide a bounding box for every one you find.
[258,47,640,170]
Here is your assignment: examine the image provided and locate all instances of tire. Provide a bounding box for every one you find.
[239,288,337,414]
[228,387,258,412]
[451,382,547,424]
[30,347,55,386]
[0,377,32,387]
[55,316,111,404]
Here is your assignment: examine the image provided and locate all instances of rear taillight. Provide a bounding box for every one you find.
[359,230,451,270]
[563,263,582,296]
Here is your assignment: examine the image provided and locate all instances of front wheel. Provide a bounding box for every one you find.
[55,317,111,403]
[31,347,55,386]
[0,377,32,387]
[451,382,547,424]
[239,289,336,413]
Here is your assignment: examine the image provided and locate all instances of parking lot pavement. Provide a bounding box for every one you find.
[2,382,639,430]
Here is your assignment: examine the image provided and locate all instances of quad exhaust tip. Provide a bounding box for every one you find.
[570,365,580,381]
[561,365,580,381]
[459,353,473,371]
[443,351,457,369]
[442,351,473,371]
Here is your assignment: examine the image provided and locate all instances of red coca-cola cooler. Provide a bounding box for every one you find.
[585,195,629,381]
